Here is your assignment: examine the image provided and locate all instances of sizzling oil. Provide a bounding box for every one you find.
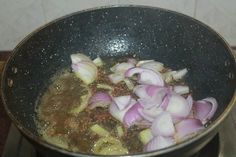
[36,62,143,154]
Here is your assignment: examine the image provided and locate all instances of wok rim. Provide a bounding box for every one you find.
[1,4,236,157]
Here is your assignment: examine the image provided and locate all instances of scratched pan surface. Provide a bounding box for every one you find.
[1,6,236,157]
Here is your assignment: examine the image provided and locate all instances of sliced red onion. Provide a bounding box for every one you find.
[173,85,189,95]
[139,107,164,122]
[71,61,97,85]
[144,136,175,152]
[70,53,92,63]
[88,92,112,109]
[166,94,191,118]
[172,68,188,80]
[113,95,131,110]
[133,85,151,99]
[138,71,164,86]
[123,102,143,127]
[134,85,166,99]
[139,61,164,73]
[168,95,193,123]
[193,97,218,124]
[109,102,125,122]
[202,97,218,120]
[138,88,167,109]
[125,67,145,77]
[146,85,164,97]
[109,99,136,122]
[138,96,159,109]
[175,118,204,141]
[160,94,170,110]
[125,67,164,86]
[186,95,193,111]
[151,112,175,137]
[138,108,154,122]
[108,73,124,84]
[193,100,212,122]
[109,102,131,122]
[111,62,135,73]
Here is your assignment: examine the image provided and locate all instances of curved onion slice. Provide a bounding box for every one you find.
[138,86,168,108]
[146,85,164,97]
[172,68,188,80]
[166,94,191,118]
[133,85,151,99]
[71,61,97,85]
[70,53,92,63]
[125,67,164,86]
[186,95,193,111]
[138,92,165,109]
[139,107,163,122]
[202,97,218,119]
[173,85,189,95]
[88,92,112,109]
[175,118,204,141]
[109,102,128,122]
[151,112,175,137]
[108,73,124,84]
[113,95,132,110]
[139,61,164,72]
[144,136,175,152]
[133,85,166,99]
[109,99,136,122]
[111,62,135,73]
[193,97,218,124]
[138,110,154,122]
[160,94,170,110]
[138,71,164,86]
[123,102,143,127]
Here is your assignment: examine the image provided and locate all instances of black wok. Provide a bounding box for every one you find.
[1,5,236,157]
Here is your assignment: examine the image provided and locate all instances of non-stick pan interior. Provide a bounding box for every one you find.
[2,6,235,139]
